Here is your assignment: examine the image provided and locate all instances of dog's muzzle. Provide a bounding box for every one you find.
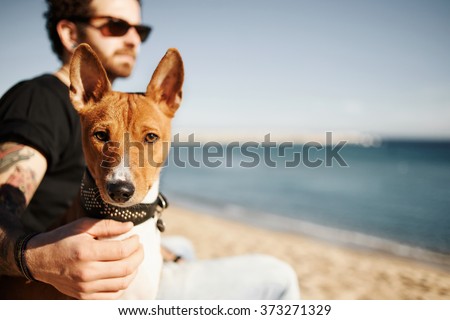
[80,170,168,230]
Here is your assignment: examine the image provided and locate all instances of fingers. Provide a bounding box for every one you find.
[49,241,143,299]
[73,241,144,282]
[99,245,144,279]
[75,271,138,297]
[85,219,134,238]
[90,234,141,261]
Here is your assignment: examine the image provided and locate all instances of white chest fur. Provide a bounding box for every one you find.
[99,183,163,299]
[116,219,162,299]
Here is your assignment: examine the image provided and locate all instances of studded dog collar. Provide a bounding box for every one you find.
[80,170,168,231]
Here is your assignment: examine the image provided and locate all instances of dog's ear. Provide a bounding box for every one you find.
[146,48,184,117]
[69,43,111,112]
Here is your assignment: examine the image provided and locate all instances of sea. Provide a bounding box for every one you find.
[159,138,450,268]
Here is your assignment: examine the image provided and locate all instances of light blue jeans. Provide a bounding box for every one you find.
[157,236,300,300]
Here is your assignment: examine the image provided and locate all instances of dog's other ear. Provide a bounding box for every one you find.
[146,48,184,117]
[69,43,111,112]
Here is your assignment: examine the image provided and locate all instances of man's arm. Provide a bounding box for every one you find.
[0,142,47,276]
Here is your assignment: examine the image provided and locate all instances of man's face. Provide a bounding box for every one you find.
[80,0,142,81]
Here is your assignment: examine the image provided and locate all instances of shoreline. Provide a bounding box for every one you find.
[165,197,450,271]
[162,204,450,299]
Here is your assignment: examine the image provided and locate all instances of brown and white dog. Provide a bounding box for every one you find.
[69,43,183,299]
[1,44,184,299]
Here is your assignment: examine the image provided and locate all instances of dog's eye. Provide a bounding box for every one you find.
[94,131,109,142]
[145,133,159,144]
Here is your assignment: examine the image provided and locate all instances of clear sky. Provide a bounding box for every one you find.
[1,0,449,141]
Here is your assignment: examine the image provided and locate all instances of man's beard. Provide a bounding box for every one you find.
[106,50,136,79]
[106,61,133,79]
[95,48,137,81]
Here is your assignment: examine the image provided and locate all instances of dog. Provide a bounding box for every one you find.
[69,43,184,299]
[0,43,184,299]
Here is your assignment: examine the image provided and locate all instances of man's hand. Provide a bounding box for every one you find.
[26,218,143,300]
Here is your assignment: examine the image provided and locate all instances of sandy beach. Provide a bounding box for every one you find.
[162,205,450,300]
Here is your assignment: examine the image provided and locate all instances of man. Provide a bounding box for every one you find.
[0,0,300,299]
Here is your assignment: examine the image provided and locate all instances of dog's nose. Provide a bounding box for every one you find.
[106,181,135,203]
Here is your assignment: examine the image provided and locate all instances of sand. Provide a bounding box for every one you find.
[161,205,450,300]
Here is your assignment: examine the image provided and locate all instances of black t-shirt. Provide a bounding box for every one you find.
[0,74,85,231]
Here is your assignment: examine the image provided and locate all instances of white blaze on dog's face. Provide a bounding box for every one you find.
[69,44,184,206]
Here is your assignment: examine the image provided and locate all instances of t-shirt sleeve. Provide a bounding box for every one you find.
[0,79,67,169]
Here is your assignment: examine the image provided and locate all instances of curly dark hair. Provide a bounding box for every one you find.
[44,0,141,62]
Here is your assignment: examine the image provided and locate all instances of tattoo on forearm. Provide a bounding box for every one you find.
[0,143,38,203]
[6,166,37,203]
[0,144,34,174]
[0,144,35,275]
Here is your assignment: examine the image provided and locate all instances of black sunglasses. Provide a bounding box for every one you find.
[72,16,152,42]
